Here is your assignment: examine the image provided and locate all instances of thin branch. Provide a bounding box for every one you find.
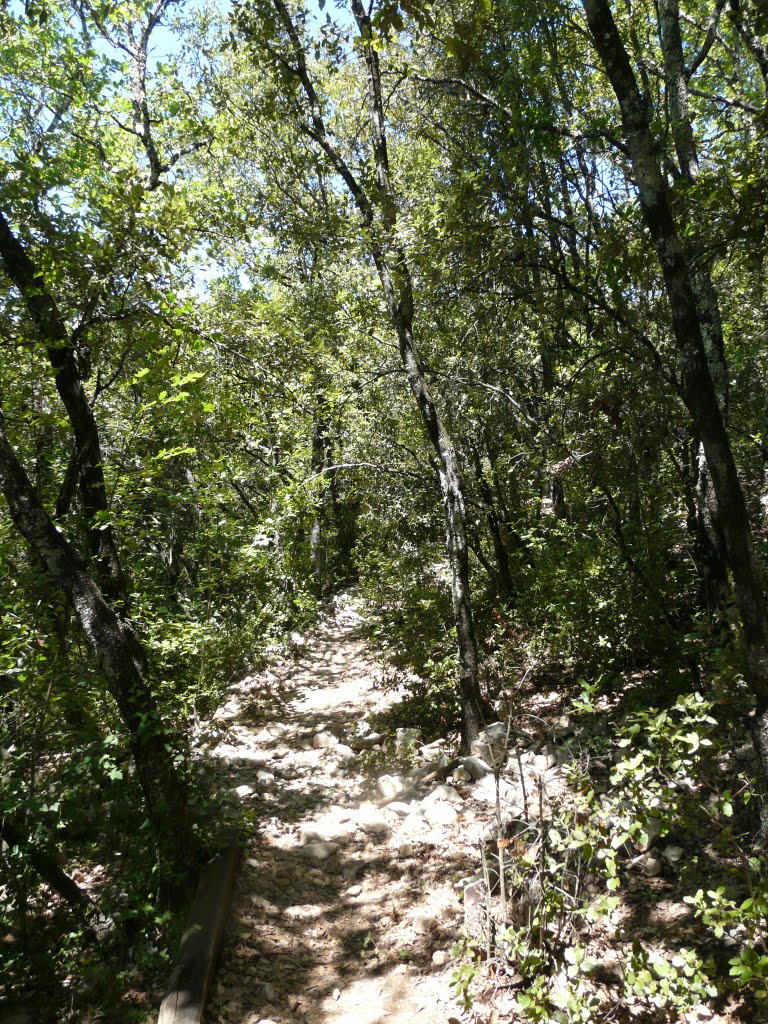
[687,0,727,77]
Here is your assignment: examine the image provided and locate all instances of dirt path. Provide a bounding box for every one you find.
[200,598,476,1024]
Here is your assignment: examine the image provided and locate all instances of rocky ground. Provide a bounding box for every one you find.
[195,597,568,1024]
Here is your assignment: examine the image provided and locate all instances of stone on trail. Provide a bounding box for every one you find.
[388,801,413,817]
[265,722,290,737]
[357,804,391,835]
[376,773,405,800]
[398,812,429,837]
[421,783,463,806]
[470,722,509,768]
[423,802,459,828]
[313,731,339,749]
[432,950,448,966]
[663,845,684,864]
[398,841,415,858]
[255,769,274,786]
[300,826,328,845]
[463,755,492,780]
[412,911,437,935]
[349,731,383,751]
[233,784,254,799]
[332,743,357,763]
[301,840,339,862]
[632,851,663,877]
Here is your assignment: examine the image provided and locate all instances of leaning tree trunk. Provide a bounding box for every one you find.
[265,0,487,747]
[582,0,768,824]
[0,212,129,609]
[350,0,485,747]
[0,414,195,877]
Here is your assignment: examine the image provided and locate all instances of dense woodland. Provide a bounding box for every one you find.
[2,0,768,1019]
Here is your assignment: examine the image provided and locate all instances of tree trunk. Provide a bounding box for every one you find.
[266,0,487,746]
[0,815,115,938]
[469,445,515,600]
[657,0,729,608]
[309,410,332,597]
[0,414,195,877]
[0,211,129,609]
[582,0,768,822]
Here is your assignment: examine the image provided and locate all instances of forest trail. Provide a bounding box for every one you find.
[200,597,474,1024]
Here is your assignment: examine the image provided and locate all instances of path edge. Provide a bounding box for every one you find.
[157,845,241,1024]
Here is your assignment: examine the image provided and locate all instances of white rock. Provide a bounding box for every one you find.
[313,731,339,749]
[300,826,328,845]
[631,851,663,877]
[350,732,382,750]
[398,842,415,858]
[234,785,254,799]
[301,841,339,862]
[333,743,357,763]
[470,723,509,768]
[552,715,573,739]
[412,912,437,934]
[346,884,362,896]
[463,756,492,780]
[421,784,463,806]
[431,950,448,966]
[424,802,459,828]
[255,770,274,785]
[398,813,428,837]
[377,774,405,800]
[663,845,684,864]
[266,722,290,737]
[388,801,413,817]
[358,805,391,835]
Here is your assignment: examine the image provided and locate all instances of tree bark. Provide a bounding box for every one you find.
[657,0,729,607]
[0,211,128,609]
[265,0,487,746]
[0,815,116,938]
[0,413,195,876]
[581,0,768,820]
[469,444,515,600]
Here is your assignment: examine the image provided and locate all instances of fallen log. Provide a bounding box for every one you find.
[157,845,240,1024]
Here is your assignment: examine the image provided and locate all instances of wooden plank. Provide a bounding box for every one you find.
[158,846,240,1024]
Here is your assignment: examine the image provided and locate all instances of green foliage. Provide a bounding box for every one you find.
[452,689,767,1020]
